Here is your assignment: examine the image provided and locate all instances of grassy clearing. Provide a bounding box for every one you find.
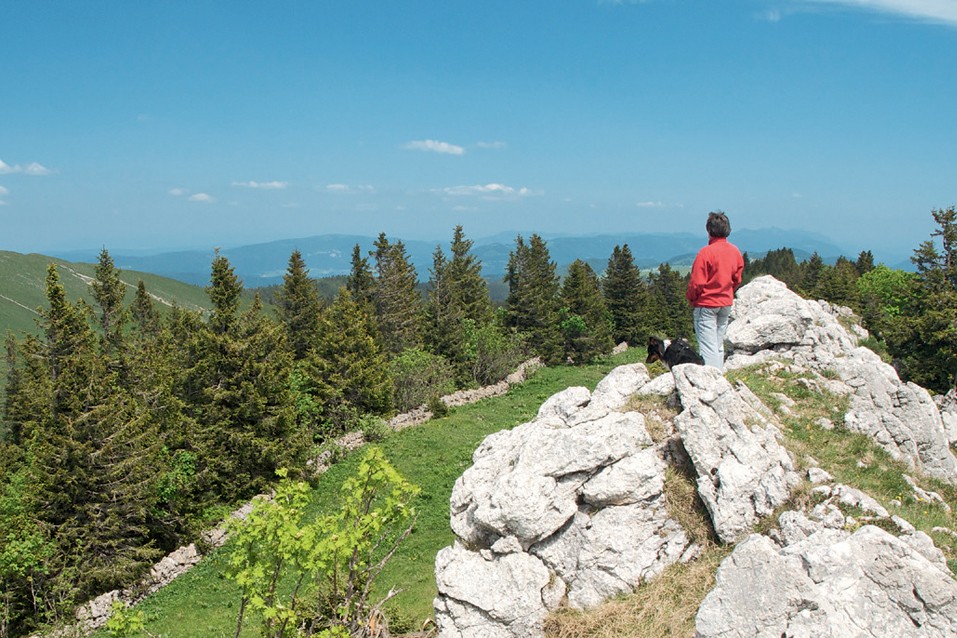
[89,349,645,638]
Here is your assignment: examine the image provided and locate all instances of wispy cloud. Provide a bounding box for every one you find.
[169,187,187,196]
[636,201,665,208]
[0,185,8,205]
[324,183,376,194]
[793,0,957,26]
[0,159,53,175]
[188,193,216,203]
[477,141,507,149]
[232,180,289,189]
[404,139,466,155]
[442,183,542,198]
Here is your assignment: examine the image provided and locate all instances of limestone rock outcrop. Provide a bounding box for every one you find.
[436,275,956,638]
[697,512,957,637]
[672,364,801,543]
[434,359,807,636]
[434,364,694,637]
[726,275,957,484]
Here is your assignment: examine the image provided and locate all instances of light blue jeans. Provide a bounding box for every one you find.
[693,306,732,370]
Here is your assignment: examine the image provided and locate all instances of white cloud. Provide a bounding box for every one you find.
[188,193,216,203]
[404,139,466,155]
[169,187,186,196]
[233,180,289,189]
[798,0,957,26]
[636,200,665,208]
[0,186,8,196]
[477,141,507,149]
[23,162,52,176]
[325,183,375,194]
[442,183,542,198]
[0,159,52,175]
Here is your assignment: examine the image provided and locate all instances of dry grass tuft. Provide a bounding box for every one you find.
[624,394,680,444]
[544,547,730,638]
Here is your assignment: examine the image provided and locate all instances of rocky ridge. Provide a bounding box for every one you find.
[434,275,957,638]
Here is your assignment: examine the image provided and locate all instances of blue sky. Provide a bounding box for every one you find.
[1,0,955,263]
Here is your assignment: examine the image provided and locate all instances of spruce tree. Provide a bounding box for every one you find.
[504,234,563,363]
[90,248,128,354]
[130,280,161,334]
[185,259,307,501]
[308,288,392,432]
[602,244,649,346]
[647,263,694,340]
[347,243,376,309]
[425,245,458,363]
[207,250,242,335]
[3,265,163,620]
[800,252,826,298]
[276,250,322,360]
[425,227,494,381]
[561,260,613,363]
[372,233,424,355]
[855,250,875,275]
[884,207,957,392]
[447,225,492,324]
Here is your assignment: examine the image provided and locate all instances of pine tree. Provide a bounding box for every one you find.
[602,244,650,346]
[504,234,563,363]
[372,233,424,355]
[560,260,613,363]
[276,250,322,360]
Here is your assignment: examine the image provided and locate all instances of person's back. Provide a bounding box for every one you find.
[686,211,743,370]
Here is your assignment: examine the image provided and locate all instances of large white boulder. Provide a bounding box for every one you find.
[697,515,957,637]
[435,364,692,636]
[672,364,801,543]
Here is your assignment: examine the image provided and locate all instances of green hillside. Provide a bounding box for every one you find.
[0,251,213,340]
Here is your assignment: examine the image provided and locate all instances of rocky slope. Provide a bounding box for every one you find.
[434,275,957,638]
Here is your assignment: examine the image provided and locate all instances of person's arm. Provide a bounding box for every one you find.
[686,253,705,304]
[731,252,744,290]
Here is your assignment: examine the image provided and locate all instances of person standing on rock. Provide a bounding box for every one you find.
[686,211,744,370]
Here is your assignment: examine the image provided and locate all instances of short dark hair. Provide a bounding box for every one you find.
[706,211,731,238]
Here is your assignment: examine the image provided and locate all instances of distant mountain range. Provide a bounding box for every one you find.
[51,228,859,289]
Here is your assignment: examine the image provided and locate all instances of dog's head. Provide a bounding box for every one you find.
[645,336,667,365]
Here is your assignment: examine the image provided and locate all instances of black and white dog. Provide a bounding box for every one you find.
[645,336,704,370]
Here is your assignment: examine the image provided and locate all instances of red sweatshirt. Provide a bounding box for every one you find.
[686,237,744,307]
